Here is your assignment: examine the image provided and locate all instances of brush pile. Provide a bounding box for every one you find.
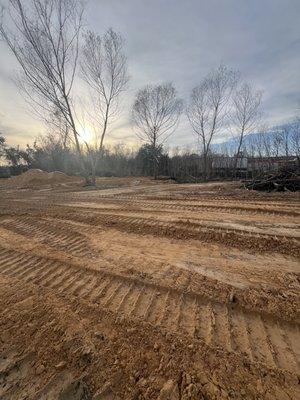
[244,169,300,192]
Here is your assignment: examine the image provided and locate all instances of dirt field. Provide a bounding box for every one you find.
[0,177,299,399]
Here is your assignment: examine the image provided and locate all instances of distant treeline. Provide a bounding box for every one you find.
[1,123,299,181]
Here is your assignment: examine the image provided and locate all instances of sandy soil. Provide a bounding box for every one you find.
[0,177,299,399]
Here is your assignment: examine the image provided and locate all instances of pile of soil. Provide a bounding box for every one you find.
[4,169,79,189]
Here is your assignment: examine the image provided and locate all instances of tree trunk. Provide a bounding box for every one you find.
[233,131,244,178]
[152,135,158,180]
[203,152,208,181]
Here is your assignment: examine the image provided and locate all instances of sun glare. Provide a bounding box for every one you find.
[78,127,94,144]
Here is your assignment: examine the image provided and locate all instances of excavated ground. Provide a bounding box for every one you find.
[0,178,299,399]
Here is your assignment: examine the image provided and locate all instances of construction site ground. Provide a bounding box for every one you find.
[0,176,299,399]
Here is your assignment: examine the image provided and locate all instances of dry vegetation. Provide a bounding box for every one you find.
[0,175,299,399]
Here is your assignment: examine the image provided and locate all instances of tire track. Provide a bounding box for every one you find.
[56,212,299,256]
[95,197,300,218]
[0,247,298,375]
[0,217,95,258]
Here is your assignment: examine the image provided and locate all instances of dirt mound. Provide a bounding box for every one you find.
[5,169,79,188]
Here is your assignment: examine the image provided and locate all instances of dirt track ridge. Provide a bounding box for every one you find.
[0,246,299,375]
[0,179,299,399]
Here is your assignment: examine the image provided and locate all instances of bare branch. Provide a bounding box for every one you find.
[81,28,129,151]
[231,82,262,173]
[0,0,84,159]
[132,82,183,178]
[186,64,238,179]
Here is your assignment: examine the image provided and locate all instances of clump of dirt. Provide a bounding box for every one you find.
[4,169,80,189]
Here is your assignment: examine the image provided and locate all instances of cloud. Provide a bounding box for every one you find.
[0,0,299,149]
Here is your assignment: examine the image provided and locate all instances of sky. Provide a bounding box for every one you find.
[0,0,299,149]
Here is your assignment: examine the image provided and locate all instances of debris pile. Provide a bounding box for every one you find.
[244,170,300,192]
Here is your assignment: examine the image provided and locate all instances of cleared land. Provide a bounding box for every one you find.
[0,176,299,399]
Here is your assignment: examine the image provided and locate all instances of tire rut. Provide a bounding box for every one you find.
[56,212,300,257]
[0,247,298,375]
[0,217,95,258]
[97,197,300,217]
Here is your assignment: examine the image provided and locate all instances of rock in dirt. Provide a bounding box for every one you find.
[55,361,67,370]
[35,363,45,375]
[92,382,120,400]
[157,379,180,400]
[58,378,91,400]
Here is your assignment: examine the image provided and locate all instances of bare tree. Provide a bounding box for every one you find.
[270,126,292,158]
[0,134,6,161]
[81,28,129,183]
[290,118,300,157]
[280,125,291,157]
[231,83,262,174]
[132,83,183,179]
[187,64,238,180]
[45,108,73,151]
[0,0,84,170]
[255,134,264,159]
